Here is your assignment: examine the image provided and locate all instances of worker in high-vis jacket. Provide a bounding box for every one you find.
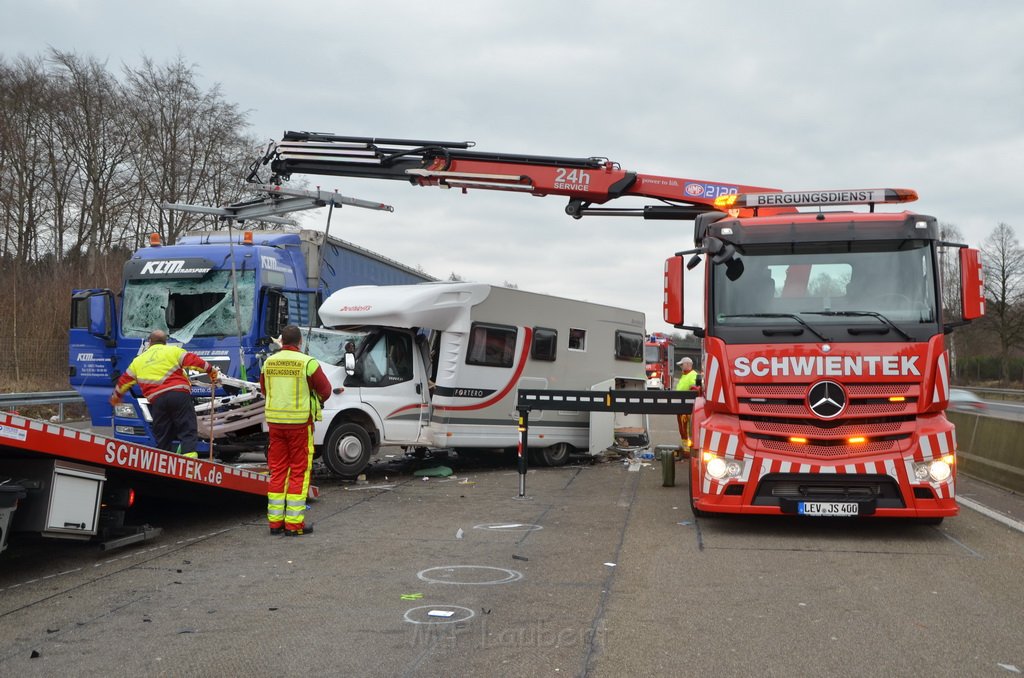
[110,329,219,459]
[674,357,700,454]
[259,325,332,537]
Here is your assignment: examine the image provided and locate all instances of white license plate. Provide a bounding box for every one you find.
[798,501,859,516]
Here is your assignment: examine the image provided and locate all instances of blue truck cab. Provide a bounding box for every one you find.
[69,229,431,452]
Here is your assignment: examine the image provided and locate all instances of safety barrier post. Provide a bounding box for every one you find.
[516,407,529,498]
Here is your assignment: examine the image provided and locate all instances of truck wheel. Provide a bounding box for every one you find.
[323,423,373,478]
[539,442,572,467]
[688,461,709,518]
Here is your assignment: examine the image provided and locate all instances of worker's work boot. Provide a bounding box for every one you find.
[269,526,284,535]
[284,525,314,537]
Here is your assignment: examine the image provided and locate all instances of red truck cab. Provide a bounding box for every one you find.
[665,189,984,522]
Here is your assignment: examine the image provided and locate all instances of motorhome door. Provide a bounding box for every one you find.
[356,331,429,444]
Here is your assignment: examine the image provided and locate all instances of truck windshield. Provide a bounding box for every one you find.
[121,270,256,342]
[713,240,937,328]
[644,345,661,363]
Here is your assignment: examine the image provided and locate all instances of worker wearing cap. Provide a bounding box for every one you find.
[110,329,219,459]
[674,357,700,453]
[260,325,331,537]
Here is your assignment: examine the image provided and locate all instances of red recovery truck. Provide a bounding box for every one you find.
[665,189,984,522]
[644,332,676,389]
[250,133,985,522]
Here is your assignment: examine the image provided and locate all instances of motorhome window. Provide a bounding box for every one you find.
[428,332,442,384]
[531,327,558,362]
[121,270,256,342]
[361,337,389,384]
[385,333,414,381]
[714,241,937,326]
[614,331,644,362]
[355,331,415,385]
[568,328,587,351]
[466,323,517,368]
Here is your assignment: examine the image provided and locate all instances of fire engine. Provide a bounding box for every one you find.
[250,133,985,522]
[644,332,675,389]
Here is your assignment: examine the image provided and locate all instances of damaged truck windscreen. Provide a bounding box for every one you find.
[121,270,256,342]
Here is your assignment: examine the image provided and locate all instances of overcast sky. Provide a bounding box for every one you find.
[3,0,1022,334]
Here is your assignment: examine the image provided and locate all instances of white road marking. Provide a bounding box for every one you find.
[958,496,1024,534]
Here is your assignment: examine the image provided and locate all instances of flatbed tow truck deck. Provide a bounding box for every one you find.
[0,411,274,553]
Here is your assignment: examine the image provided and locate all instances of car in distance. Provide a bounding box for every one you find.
[948,388,988,413]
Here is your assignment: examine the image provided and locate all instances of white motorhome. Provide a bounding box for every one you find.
[304,282,647,477]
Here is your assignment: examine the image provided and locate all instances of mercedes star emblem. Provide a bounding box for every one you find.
[807,380,847,419]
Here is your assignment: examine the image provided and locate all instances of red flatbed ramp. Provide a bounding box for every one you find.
[0,412,268,496]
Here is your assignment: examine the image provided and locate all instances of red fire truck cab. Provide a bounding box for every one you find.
[665,188,984,522]
[644,332,676,389]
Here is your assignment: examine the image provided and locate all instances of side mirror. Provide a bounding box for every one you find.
[87,295,112,338]
[262,289,290,339]
[71,290,116,345]
[960,248,984,321]
[663,256,684,325]
[702,235,742,276]
[725,257,745,281]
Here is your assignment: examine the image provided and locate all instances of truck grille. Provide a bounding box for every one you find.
[743,383,914,397]
[746,401,912,416]
[751,419,904,437]
[761,438,897,457]
[735,381,917,458]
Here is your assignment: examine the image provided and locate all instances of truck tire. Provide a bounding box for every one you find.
[539,442,572,467]
[323,423,373,478]
[688,461,709,518]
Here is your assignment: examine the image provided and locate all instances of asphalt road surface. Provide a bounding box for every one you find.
[1,415,1022,677]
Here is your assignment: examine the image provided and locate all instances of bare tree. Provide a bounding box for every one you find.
[980,222,1024,383]
[0,50,266,389]
[48,50,137,262]
[0,56,58,383]
[122,56,256,244]
[0,56,53,263]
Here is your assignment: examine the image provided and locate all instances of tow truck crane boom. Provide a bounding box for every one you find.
[250,131,784,220]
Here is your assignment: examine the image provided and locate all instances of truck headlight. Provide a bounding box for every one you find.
[706,457,728,479]
[928,459,952,482]
[914,457,954,483]
[704,455,745,480]
[114,403,136,418]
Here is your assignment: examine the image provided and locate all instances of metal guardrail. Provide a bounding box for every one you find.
[957,386,1024,402]
[0,390,84,422]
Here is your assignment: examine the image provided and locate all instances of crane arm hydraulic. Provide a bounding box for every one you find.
[250,131,784,219]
